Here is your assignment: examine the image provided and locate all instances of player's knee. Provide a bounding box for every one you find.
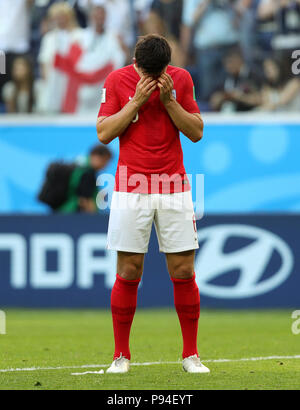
[118,262,143,281]
[171,263,194,280]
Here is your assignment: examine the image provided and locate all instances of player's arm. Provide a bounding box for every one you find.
[158,73,203,143]
[97,76,157,145]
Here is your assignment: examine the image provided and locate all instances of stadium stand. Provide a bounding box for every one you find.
[0,0,299,114]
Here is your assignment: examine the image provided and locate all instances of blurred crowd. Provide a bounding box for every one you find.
[0,0,300,115]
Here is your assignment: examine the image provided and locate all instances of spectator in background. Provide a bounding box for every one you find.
[2,57,36,113]
[257,57,300,111]
[210,48,261,111]
[104,0,135,52]
[278,0,300,33]
[181,0,239,102]
[38,2,83,80]
[0,0,33,108]
[146,0,183,41]
[235,0,260,66]
[256,0,280,51]
[98,0,133,60]
[134,0,154,34]
[80,0,135,56]
[272,0,300,51]
[144,0,185,66]
[217,56,300,111]
[37,2,83,113]
[31,0,89,73]
[31,0,58,74]
[63,144,112,214]
[49,4,125,114]
[38,144,112,213]
[68,3,126,114]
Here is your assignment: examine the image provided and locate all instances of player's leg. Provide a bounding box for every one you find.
[107,252,144,374]
[106,192,154,373]
[166,251,210,373]
[166,251,200,357]
[155,192,210,373]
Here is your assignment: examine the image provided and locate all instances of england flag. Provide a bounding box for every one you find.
[38,28,126,115]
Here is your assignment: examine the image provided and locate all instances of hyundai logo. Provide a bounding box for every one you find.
[195,224,293,299]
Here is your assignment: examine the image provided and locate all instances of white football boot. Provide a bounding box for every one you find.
[106,355,130,374]
[182,355,210,374]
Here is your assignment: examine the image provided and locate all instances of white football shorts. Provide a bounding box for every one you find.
[107,191,199,254]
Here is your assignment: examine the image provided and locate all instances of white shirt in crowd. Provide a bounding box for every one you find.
[38,27,84,73]
[183,0,238,49]
[133,0,153,18]
[76,27,126,114]
[0,0,30,53]
[79,0,135,47]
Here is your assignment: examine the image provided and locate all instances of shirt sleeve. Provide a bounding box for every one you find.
[98,72,121,118]
[180,71,200,114]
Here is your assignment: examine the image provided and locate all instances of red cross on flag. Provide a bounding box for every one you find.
[40,30,126,115]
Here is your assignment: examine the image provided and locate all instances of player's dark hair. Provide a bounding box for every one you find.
[134,35,172,77]
[90,145,112,159]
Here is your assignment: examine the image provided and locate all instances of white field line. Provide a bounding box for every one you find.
[0,355,300,374]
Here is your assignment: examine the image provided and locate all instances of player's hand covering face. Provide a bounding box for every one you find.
[132,76,158,109]
[158,73,174,106]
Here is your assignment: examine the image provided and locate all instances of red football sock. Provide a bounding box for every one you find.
[111,274,140,360]
[171,274,200,359]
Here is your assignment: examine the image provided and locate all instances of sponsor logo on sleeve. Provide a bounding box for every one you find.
[101,88,106,104]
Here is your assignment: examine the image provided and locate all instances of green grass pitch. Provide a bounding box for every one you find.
[0,309,299,390]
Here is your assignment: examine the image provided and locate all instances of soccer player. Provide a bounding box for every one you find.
[96,34,210,374]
